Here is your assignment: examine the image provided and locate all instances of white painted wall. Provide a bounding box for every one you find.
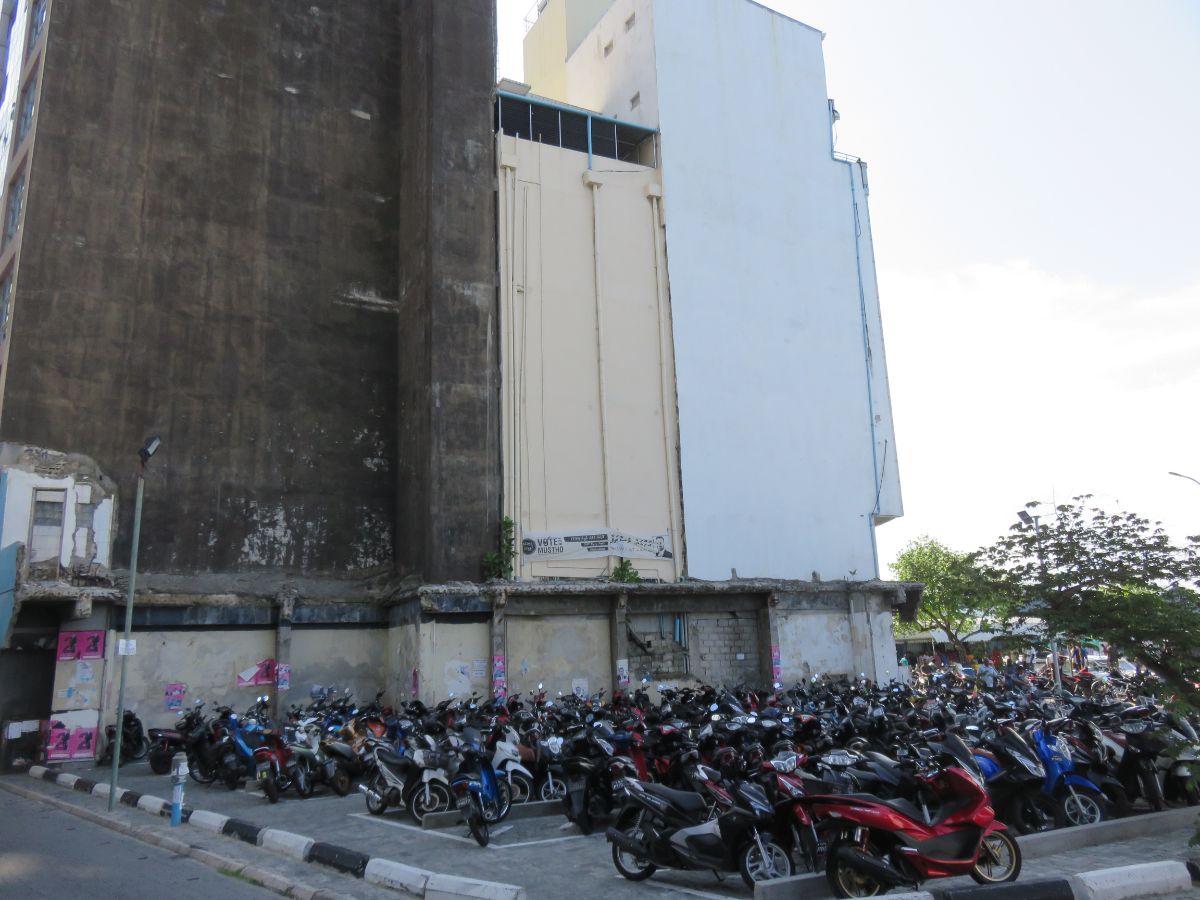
[0,467,115,571]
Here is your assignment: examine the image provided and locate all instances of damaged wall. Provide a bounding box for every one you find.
[507,613,612,700]
[1,0,403,581]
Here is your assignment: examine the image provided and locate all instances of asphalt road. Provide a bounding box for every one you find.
[0,789,273,899]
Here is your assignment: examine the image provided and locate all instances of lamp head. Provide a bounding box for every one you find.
[138,435,162,463]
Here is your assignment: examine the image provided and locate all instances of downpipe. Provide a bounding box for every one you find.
[834,845,916,889]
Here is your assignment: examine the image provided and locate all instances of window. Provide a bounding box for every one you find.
[603,40,613,58]
[0,271,12,341]
[16,75,36,146]
[29,489,65,564]
[629,92,641,111]
[625,13,636,31]
[4,171,25,245]
[27,0,47,55]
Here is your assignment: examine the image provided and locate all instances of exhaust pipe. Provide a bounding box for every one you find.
[605,827,650,858]
[358,783,383,804]
[834,846,914,888]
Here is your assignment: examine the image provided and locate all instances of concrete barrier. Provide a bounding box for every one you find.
[425,872,526,900]
[136,794,168,815]
[186,809,228,834]
[941,880,1073,900]
[752,872,825,900]
[364,857,430,895]
[28,765,49,779]
[258,828,315,861]
[1070,860,1193,900]
[1018,806,1198,859]
[55,773,80,789]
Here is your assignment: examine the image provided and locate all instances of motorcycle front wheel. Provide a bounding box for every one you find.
[483,780,512,824]
[467,794,490,847]
[329,764,352,796]
[538,775,566,802]
[262,774,280,804]
[131,735,149,761]
[1006,787,1056,834]
[610,808,656,881]
[825,841,884,899]
[1055,786,1105,828]
[740,837,793,888]
[293,760,314,798]
[508,771,534,804]
[970,830,1022,884]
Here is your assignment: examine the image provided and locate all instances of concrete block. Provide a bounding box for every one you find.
[1071,861,1193,900]
[941,880,1072,900]
[308,842,369,877]
[258,827,315,861]
[136,794,167,815]
[28,765,49,779]
[753,873,827,900]
[364,857,430,894]
[187,809,229,834]
[56,773,79,789]
[425,873,526,900]
[222,818,265,845]
[1018,806,1199,860]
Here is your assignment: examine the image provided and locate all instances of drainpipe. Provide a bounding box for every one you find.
[272,587,296,722]
[584,171,613,539]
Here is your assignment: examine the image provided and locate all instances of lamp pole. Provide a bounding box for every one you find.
[108,436,160,811]
[1169,471,1200,489]
[1018,508,1062,696]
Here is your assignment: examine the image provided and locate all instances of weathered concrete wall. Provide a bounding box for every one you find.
[289,627,388,707]
[117,628,276,731]
[396,0,500,583]
[418,618,491,704]
[387,615,419,706]
[772,589,899,682]
[2,1,402,581]
[507,613,612,699]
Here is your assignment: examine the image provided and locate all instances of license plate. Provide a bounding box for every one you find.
[456,794,471,810]
[256,762,270,781]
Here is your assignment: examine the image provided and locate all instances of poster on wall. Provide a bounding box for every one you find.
[68,727,97,759]
[520,528,673,562]
[57,632,81,661]
[616,659,630,687]
[79,630,105,659]
[572,678,589,699]
[491,655,506,698]
[275,664,290,691]
[236,658,276,687]
[46,723,71,759]
[164,682,187,711]
[771,645,782,683]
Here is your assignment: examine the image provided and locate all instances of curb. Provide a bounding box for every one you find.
[1069,860,1193,900]
[20,766,527,899]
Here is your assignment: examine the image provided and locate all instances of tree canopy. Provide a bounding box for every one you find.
[890,537,1009,660]
[977,495,1200,701]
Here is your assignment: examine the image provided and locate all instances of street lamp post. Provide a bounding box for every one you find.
[107,435,161,811]
[1018,508,1063,696]
[1169,471,1200,489]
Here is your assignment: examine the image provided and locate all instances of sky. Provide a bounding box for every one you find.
[495,0,1200,574]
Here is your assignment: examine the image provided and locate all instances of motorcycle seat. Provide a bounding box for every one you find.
[642,782,709,815]
[377,747,410,769]
[836,793,924,821]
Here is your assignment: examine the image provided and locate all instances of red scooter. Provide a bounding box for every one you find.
[800,734,1021,897]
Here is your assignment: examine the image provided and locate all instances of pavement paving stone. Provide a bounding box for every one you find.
[14,762,1200,899]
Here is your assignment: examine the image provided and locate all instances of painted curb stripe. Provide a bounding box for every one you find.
[118,789,142,807]
[40,768,60,783]
[308,842,369,878]
[222,817,264,845]
[72,778,97,794]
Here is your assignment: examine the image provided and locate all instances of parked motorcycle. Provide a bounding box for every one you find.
[96,709,148,767]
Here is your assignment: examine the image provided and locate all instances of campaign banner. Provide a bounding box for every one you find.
[520,528,673,562]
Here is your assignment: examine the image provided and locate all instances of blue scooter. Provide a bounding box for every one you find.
[214,696,270,789]
[450,727,505,847]
[1025,722,1106,827]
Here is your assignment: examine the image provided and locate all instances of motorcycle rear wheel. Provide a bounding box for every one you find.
[366,774,389,815]
[263,774,280,804]
[1006,787,1056,835]
[970,830,1021,884]
[329,764,352,796]
[611,808,656,881]
[467,794,490,847]
[825,841,884,899]
[740,838,793,888]
[484,780,512,824]
[148,747,173,776]
[508,771,534,804]
[407,782,452,825]
[294,760,314,798]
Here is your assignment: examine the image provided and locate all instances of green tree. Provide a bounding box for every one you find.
[978,496,1200,702]
[890,537,1009,661]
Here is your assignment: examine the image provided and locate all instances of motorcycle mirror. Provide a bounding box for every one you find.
[537,682,543,690]
[709,703,719,712]
[773,682,783,690]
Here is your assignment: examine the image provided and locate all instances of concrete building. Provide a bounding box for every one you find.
[524,0,903,582]
[0,0,918,757]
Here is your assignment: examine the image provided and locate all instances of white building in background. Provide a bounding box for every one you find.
[519,0,902,582]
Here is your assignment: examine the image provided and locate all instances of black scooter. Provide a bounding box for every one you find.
[148,701,207,774]
[96,709,148,767]
[605,776,793,888]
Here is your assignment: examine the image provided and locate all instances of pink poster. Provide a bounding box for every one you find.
[491,654,506,698]
[771,644,782,683]
[236,658,276,687]
[275,664,290,691]
[56,632,81,661]
[68,727,97,759]
[79,630,105,659]
[46,724,71,759]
